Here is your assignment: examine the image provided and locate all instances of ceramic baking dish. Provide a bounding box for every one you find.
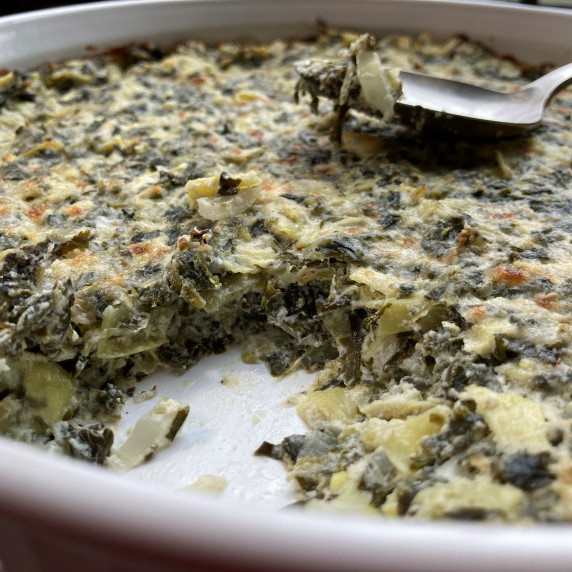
[1,1,572,570]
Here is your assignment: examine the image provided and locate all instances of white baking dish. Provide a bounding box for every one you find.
[1,1,572,570]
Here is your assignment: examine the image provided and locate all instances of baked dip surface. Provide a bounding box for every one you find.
[1,29,572,523]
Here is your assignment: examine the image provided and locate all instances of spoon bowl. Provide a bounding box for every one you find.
[395,63,572,137]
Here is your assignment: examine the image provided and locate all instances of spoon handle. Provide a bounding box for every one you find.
[526,62,572,104]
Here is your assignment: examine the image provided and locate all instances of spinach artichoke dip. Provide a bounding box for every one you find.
[1,28,572,524]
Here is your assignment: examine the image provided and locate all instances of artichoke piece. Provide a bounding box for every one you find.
[109,397,189,470]
[376,299,417,337]
[411,476,524,521]
[464,385,549,454]
[297,387,359,428]
[362,405,450,474]
[23,361,78,425]
[96,306,174,359]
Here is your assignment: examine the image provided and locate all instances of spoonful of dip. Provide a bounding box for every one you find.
[294,34,572,139]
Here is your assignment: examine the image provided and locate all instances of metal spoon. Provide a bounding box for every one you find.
[294,60,572,138]
[396,64,572,137]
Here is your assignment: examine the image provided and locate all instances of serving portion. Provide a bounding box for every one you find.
[1,17,572,526]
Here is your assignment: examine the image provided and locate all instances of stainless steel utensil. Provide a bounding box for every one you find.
[396,63,572,136]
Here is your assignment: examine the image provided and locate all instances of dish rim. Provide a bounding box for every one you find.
[1,1,572,569]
